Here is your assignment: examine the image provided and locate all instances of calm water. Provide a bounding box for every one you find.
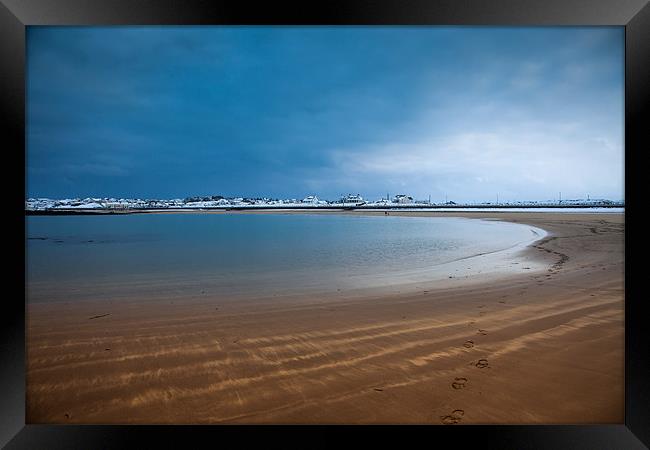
[26,214,541,302]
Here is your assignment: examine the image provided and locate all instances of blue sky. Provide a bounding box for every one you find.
[27,26,624,202]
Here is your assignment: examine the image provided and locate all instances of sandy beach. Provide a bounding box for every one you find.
[26,211,624,424]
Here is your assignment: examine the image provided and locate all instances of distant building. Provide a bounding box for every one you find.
[393,194,413,204]
[104,201,128,209]
[341,194,365,204]
[302,195,319,204]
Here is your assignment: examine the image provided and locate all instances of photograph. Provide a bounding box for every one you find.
[25,25,625,425]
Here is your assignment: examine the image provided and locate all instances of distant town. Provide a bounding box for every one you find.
[25,193,624,213]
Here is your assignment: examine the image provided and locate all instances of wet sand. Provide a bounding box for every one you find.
[26,211,624,424]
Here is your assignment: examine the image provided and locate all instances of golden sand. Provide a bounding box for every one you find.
[26,211,624,424]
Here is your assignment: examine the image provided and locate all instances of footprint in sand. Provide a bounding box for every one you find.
[477,329,487,335]
[440,409,465,424]
[451,377,468,389]
[463,340,474,348]
[475,359,489,369]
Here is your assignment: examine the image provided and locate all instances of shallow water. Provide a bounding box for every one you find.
[26,214,542,302]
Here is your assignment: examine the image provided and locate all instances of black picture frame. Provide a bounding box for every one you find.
[2,0,648,448]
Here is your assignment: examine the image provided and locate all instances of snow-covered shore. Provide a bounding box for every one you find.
[25,196,624,212]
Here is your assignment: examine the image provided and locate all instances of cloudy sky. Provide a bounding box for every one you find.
[27,26,624,202]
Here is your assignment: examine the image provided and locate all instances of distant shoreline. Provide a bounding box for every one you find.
[25,204,625,215]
